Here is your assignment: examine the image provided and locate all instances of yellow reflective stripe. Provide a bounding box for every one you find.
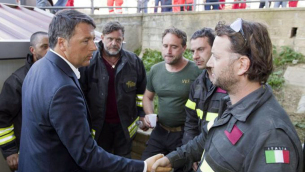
[0,125,14,136]
[136,101,143,107]
[196,109,203,119]
[0,131,16,145]
[206,112,218,122]
[185,99,196,110]
[201,150,205,160]
[207,120,214,132]
[200,159,214,172]
[128,117,139,138]
[136,94,143,100]
[91,129,96,139]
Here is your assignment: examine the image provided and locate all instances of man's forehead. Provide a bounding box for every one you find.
[35,35,48,44]
[104,30,123,36]
[190,37,210,48]
[212,36,231,51]
[162,33,183,44]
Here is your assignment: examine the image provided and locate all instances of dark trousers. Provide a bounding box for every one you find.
[97,122,132,158]
[205,0,219,10]
[259,1,271,8]
[141,123,183,171]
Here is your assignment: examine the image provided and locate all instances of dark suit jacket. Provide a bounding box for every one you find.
[18,51,144,172]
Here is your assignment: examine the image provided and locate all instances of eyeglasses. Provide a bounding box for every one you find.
[230,18,247,42]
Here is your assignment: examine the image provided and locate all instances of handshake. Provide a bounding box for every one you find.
[144,154,172,172]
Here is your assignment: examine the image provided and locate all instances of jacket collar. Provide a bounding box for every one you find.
[224,84,272,122]
[25,54,34,69]
[45,50,77,80]
[203,69,214,92]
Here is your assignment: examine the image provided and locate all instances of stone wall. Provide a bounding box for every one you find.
[91,8,305,55]
[91,14,143,52]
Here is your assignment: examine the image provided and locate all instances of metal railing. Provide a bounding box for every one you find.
[38,0,303,15]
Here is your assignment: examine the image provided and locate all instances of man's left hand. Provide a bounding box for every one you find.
[6,153,19,170]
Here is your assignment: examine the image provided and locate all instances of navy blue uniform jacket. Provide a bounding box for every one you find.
[18,51,144,172]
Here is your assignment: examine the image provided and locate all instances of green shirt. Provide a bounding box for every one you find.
[147,61,201,127]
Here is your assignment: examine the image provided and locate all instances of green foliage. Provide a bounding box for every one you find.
[183,49,193,61]
[134,47,142,56]
[273,46,305,67]
[267,46,305,89]
[267,70,285,89]
[141,49,163,72]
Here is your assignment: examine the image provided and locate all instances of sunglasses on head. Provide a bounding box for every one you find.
[230,18,247,42]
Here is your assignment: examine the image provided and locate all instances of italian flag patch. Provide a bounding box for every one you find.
[265,147,290,164]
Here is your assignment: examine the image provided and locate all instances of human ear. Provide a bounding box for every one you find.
[237,56,250,76]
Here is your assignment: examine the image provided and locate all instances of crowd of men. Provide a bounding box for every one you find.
[0,9,303,172]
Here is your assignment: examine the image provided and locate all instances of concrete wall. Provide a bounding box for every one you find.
[91,14,143,52]
[0,59,25,91]
[92,8,305,55]
[142,8,305,54]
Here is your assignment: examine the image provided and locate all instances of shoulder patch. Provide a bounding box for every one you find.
[265,147,290,164]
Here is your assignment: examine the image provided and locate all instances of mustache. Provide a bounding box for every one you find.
[109,45,119,49]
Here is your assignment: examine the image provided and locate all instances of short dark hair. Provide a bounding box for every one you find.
[48,10,96,49]
[102,21,125,36]
[30,31,48,47]
[162,27,187,47]
[215,19,273,84]
[190,28,215,47]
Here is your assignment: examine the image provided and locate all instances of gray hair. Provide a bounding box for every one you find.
[102,21,125,36]
[48,10,96,48]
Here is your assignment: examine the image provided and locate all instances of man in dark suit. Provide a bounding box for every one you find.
[18,9,161,172]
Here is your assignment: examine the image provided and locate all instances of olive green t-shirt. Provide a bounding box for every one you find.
[147,61,201,127]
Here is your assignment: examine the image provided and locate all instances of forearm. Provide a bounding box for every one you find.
[143,96,154,114]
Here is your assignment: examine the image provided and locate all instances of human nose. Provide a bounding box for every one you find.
[111,39,117,45]
[193,51,199,60]
[166,47,172,54]
[90,41,97,51]
[206,55,214,68]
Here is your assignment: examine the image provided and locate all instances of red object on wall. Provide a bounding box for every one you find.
[232,0,246,9]
[173,0,194,12]
[219,0,225,9]
[289,0,298,7]
[66,0,74,6]
[107,0,123,13]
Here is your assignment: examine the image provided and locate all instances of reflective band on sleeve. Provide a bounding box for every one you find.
[0,131,16,145]
[128,117,139,138]
[206,112,218,122]
[0,124,14,137]
[196,109,203,119]
[185,99,196,110]
[136,94,143,101]
[207,120,214,132]
[136,101,143,107]
[91,129,96,139]
[200,150,205,160]
[200,159,215,172]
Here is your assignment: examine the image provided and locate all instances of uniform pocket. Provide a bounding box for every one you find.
[122,77,137,93]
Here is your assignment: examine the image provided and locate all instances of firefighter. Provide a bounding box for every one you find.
[0,31,49,171]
